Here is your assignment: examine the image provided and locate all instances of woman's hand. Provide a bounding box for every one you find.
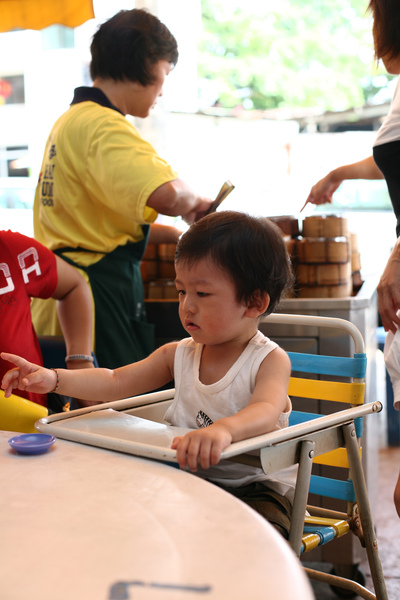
[171,424,233,472]
[394,470,400,518]
[1,352,56,397]
[183,197,214,225]
[300,173,340,212]
[300,157,383,212]
[377,240,400,332]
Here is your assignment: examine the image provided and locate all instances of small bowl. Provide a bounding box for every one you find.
[8,433,56,455]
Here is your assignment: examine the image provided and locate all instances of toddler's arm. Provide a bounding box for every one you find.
[1,353,57,397]
[1,343,177,404]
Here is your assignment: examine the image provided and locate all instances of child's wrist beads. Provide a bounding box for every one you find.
[51,368,60,393]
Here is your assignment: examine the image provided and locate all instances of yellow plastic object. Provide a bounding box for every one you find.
[302,532,322,552]
[288,378,365,404]
[0,389,48,433]
[313,446,362,468]
[304,515,350,537]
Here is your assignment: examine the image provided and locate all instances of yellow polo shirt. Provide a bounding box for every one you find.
[34,98,177,266]
[32,89,177,337]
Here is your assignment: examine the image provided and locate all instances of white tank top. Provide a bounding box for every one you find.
[164,331,296,495]
[374,77,400,147]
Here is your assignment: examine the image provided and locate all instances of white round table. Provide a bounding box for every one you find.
[0,430,314,600]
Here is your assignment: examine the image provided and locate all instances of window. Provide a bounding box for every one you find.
[41,25,75,50]
[6,146,30,178]
[0,146,33,209]
[0,146,29,178]
[0,75,25,105]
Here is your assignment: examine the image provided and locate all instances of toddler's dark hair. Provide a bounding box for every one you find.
[175,211,293,315]
[90,9,178,85]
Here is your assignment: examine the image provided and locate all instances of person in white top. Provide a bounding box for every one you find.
[302,0,400,517]
[1,211,295,537]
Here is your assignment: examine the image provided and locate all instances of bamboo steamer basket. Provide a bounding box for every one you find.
[351,252,361,273]
[158,243,177,262]
[284,236,297,261]
[283,284,296,299]
[302,214,348,238]
[147,281,164,299]
[163,280,179,299]
[350,232,358,252]
[296,236,350,264]
[147,280,179,300]
[159,261,176,279]
[140,260,158,282]
[349,232,361,272]
[142,243,158,260]
[268,215,299,237]
[297,262,351,286]
[297,279,353,299]
[352,271,363,288]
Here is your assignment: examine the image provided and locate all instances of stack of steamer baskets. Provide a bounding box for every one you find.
[140,242,179,300]
[268,216,299,298]
[296,214,362,298]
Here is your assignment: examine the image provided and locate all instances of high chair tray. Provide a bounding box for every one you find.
[37,390,185,462]
[35,388,380,464]
[39,407,191,462]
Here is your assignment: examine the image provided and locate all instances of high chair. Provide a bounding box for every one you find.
[36,314,387,600]
[254,313,388,600]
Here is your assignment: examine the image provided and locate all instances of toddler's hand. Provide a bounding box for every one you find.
[1,352,55,397]
[171,424,232,472]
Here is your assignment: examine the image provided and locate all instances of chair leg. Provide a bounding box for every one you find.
[305,567,376,600]
[289,439,315,555]
[343,423,388,600]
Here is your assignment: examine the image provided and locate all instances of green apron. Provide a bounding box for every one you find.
[54,228,154,369]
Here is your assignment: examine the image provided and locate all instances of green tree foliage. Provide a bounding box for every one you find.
[198,0,390,111]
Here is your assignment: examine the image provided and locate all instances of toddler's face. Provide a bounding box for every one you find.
[174,258,253,347]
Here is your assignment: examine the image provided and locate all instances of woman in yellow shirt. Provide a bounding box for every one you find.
[32,8,212,369]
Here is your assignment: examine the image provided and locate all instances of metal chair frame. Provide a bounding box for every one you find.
[254,314,387,600]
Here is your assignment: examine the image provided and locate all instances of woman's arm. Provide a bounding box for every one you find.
[148,223,182,244]
[301,156,384,211]
[147,178,213,224]
[395,414,400,518]
[377,239,400,332]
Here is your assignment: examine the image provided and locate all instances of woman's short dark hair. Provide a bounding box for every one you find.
[90,9,178,85]
[368,0,400,61]
[175,211,293,316]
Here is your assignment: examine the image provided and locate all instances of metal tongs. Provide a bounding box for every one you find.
[205,180,235,215]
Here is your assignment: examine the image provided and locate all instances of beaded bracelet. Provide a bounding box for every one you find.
[51,368,60,393]
[65,354,94,363]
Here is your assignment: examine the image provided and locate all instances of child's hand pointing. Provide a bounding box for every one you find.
[1,352,55,397]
